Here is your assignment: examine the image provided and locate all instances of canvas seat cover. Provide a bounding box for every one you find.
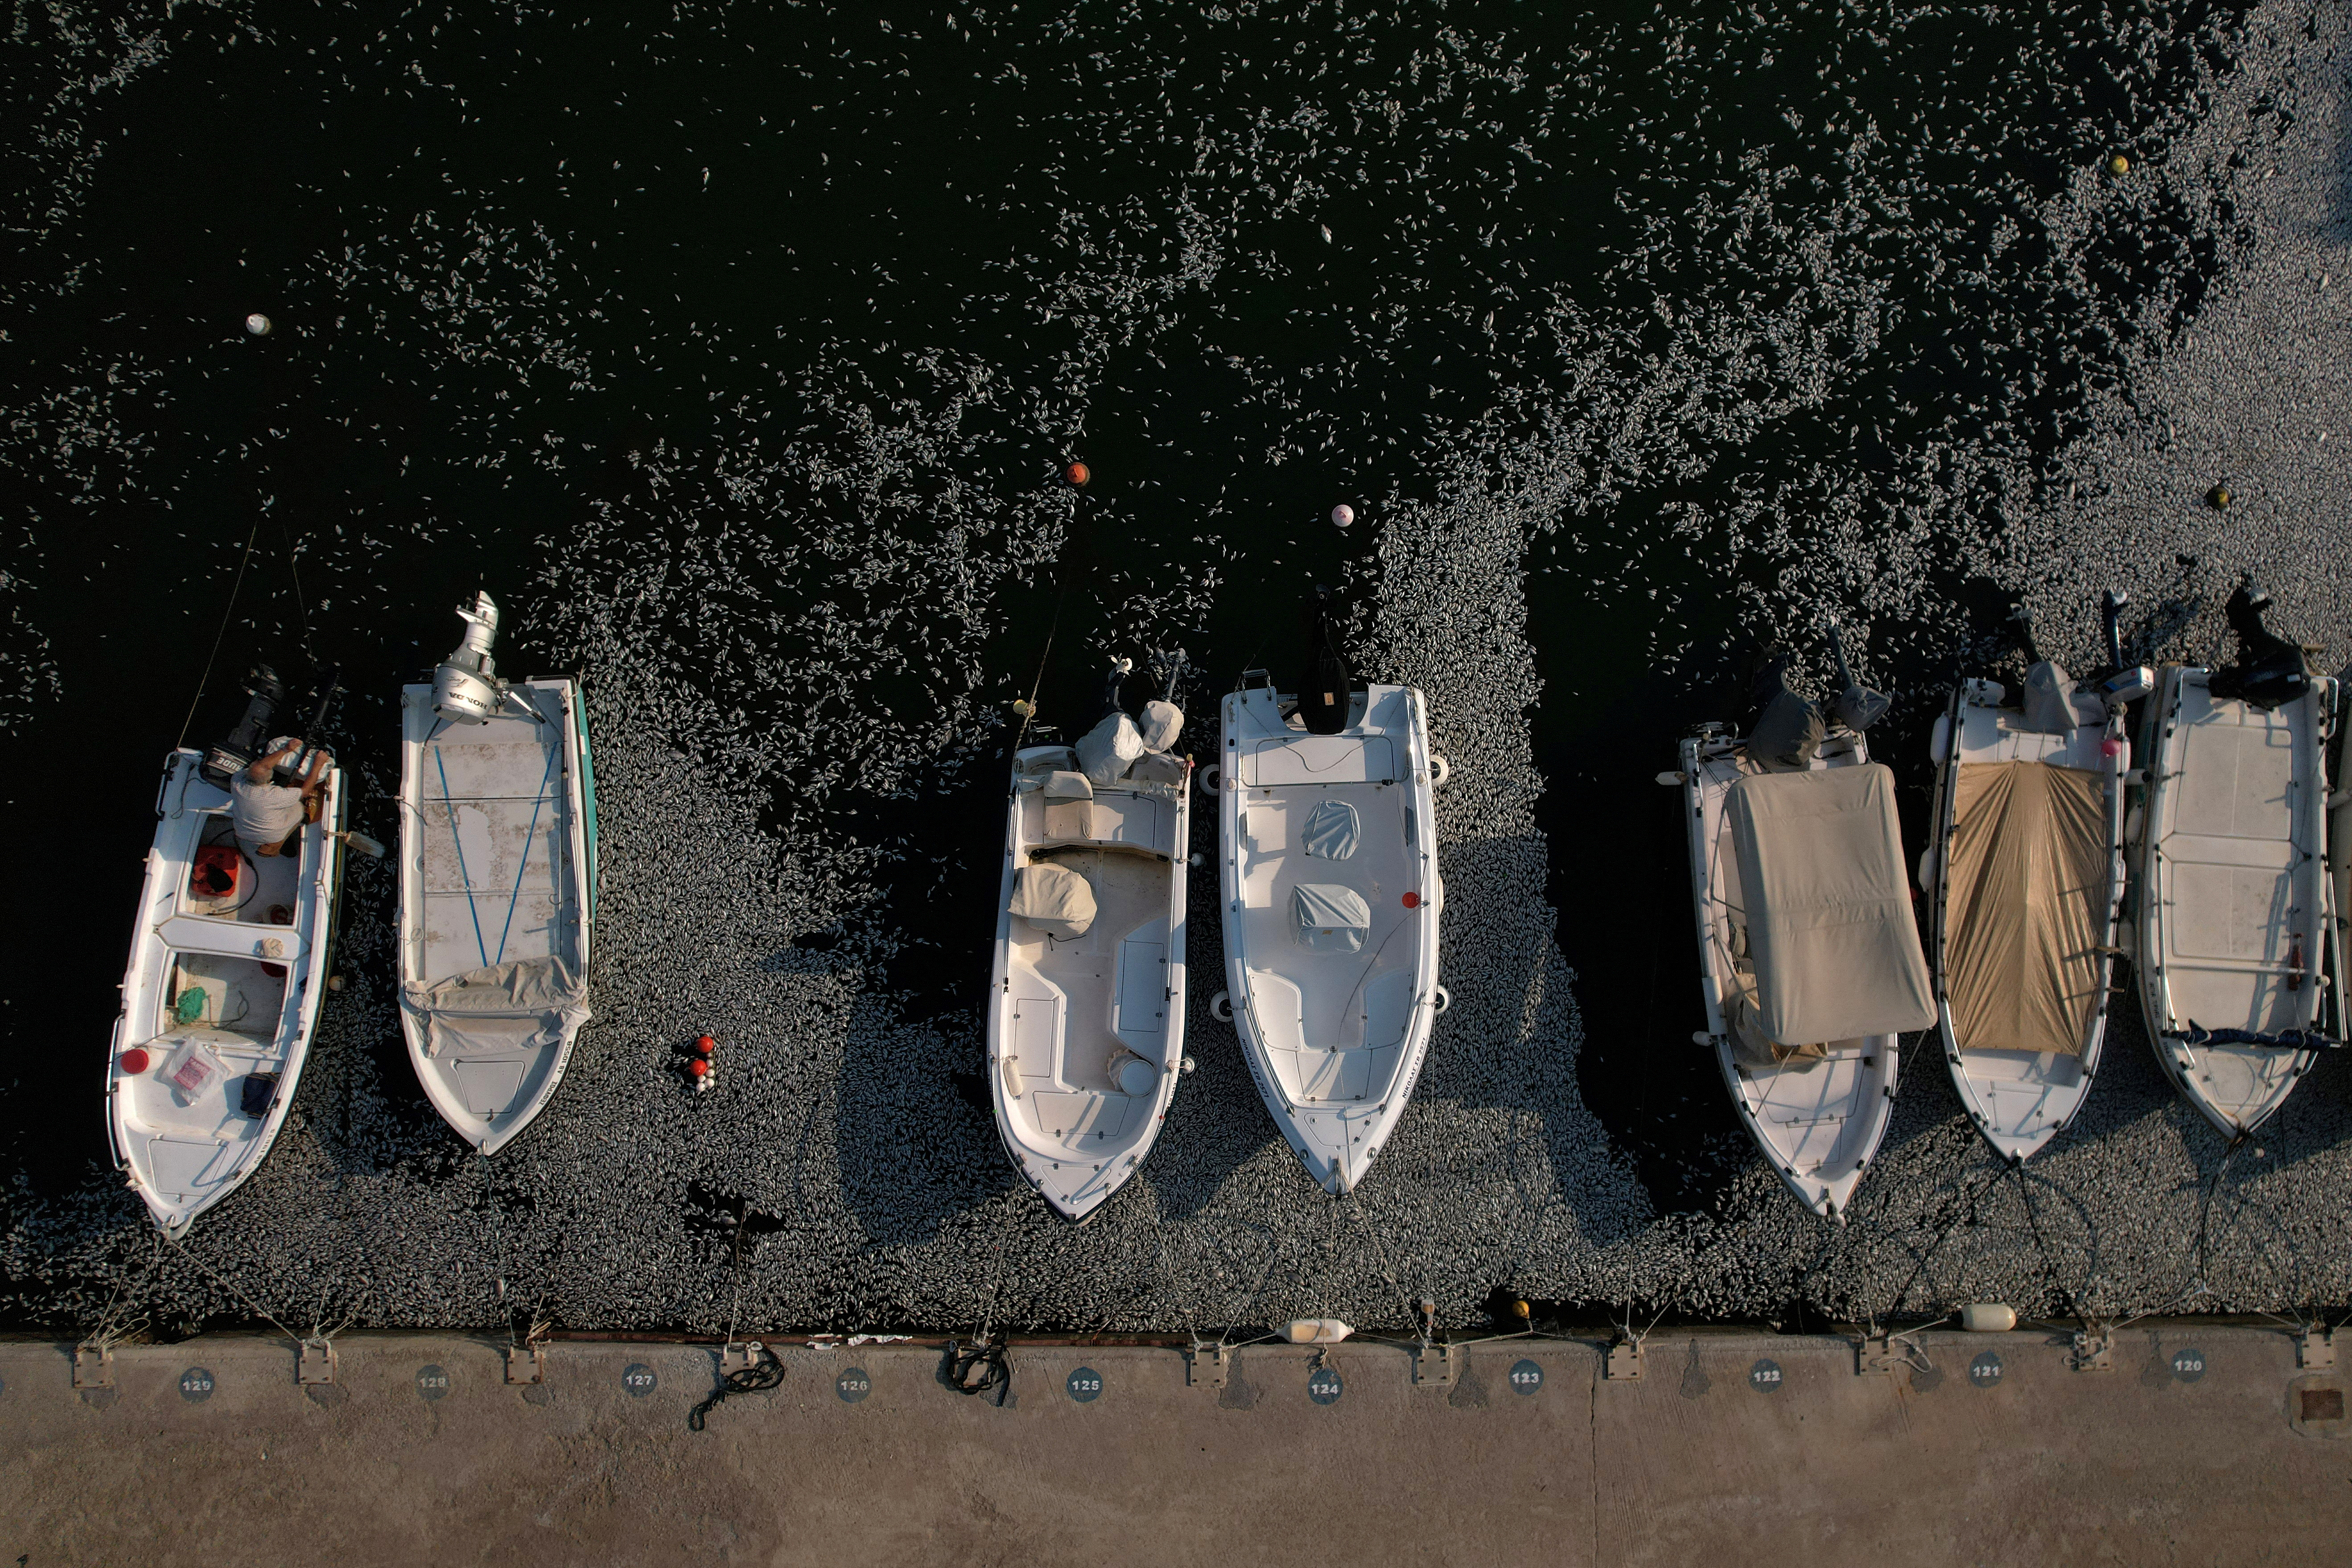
[1301,798,1361,860]
[1726,764,1935,1044]
[1943,760,2105,1055]
[1293,883,1370,953]
[1010,861,1096,938]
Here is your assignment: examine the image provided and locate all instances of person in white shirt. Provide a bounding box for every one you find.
[231,737,331,857]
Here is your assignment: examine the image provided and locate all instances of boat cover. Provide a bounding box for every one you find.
[1727,764,1935,1043]
[1943,760,2105,1056]
[401,956,591,1060]
[1010,861,1096,938]
[1077,712,1145,784]
[1293,882,1370,952]
[1042,770,1094,799]
[1302,798,1360,860]
[2020,661,2078,735]
[1138,699,1183,753]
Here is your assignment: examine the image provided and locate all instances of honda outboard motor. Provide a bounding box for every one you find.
[199,664,288,789]
[432,590,517,724]
[2208,577,2309,710]
[1298,587,1355,736]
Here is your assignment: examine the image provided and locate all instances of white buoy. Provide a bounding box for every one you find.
[245,313,272,336]
[1330,503,1355,527]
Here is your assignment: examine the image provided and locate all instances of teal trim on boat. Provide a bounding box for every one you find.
[574,678,600,956]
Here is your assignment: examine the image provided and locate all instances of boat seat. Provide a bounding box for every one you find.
[1009,862,1095,939]
[1025,791,1176,857]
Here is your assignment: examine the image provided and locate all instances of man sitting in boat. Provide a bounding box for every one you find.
[232,737,332,858]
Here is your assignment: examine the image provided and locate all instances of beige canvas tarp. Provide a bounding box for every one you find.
[1944,760,2105,1056]
[1727,764,1936,1045]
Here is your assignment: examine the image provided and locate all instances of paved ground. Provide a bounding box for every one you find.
[6,1325,2348,1566]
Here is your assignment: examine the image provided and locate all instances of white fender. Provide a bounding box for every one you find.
[1198,764,1223,794]
[1210,991,1233,1023]
[1432,985,1451,1015]
[1429,755,1451,787]
[1929,713,1951,766]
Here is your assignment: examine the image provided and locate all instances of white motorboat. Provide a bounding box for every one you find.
[989,657,1193,1220]
[1215,597,1446,1196]
[399,593,597,1155]
[2137,580,2338,1140]
[109,673,349,1235]
[1927,597,2147,1163]
[1675,645,1932,1219]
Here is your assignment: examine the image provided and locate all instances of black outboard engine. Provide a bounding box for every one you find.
[2208,577,2309,710]
[198,664,287,789]
[1297,587,1355,736]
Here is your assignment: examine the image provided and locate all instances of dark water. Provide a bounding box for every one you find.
[0,0,2267,1305]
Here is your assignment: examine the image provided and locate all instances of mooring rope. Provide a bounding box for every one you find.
[173,520,263,752]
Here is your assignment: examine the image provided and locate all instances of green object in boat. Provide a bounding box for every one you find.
[173,988,206,1024]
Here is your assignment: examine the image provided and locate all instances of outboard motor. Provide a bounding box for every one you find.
[432,590,523,724]
[199,664,288,789]
[2208,577,2310,710]
[276,666,342,784]
[2082,589,2155,707]
[1824,621,1891,732]
[1297,588,1355,736]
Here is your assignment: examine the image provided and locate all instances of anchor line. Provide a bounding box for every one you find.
[173,520,263,753]
[491,730,561,967]
[435,746,490,970]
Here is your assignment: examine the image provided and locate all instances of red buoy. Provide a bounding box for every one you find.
[120,1049,150,1074]
[1063,461,1091,487]
[688,1057,710,1078]
[694,1034,716,1057]
[1402,891,1421,909]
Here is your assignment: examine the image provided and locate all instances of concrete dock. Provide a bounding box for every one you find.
[7,1323,2347,1565]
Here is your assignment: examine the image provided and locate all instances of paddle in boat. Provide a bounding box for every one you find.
[399,592,597,1154]
[2136,578,2340,1140]
[990,652,1194,1220]
[1672,635,1931,1219]
[110,666,357,1235]
[1926,594,2150,1163]
[1214,591,1446,1196]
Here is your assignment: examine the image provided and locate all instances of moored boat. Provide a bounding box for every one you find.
[990,654,1194,1219]
[1215,593,1446,1195]
[109,668,351,1235]
[2137,580,2339,1140]
[1927,595,2147,1163]
[1675,641,1930,1219]
[399,592,597,1154]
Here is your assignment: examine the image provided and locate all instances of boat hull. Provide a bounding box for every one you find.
[399,679,594,1155]
[2136,668,2335,1140]
[108,750,345,1236]
[1679,728,1897,1219]
[1927,679,2130,1163]
[989,744,1191,1220]
[1217,680,1442,1196]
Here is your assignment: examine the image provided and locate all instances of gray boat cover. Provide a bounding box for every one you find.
[1943,760,2105,1056]
[1138,698,1183,753]
[1302,798,1361,860]
[1010,861,1096,938]
[1727,765,1935,1044]
[1293,882,1370,953]
[1077,712,1145,785]
[2020,661,2078,735]
[401,956,591,1061]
